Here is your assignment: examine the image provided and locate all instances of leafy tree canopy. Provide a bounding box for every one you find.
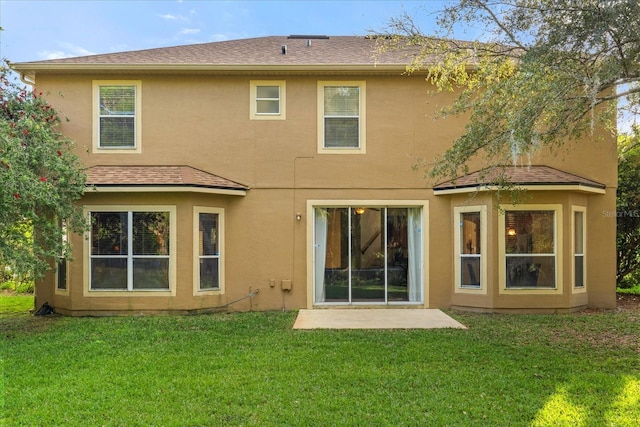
[616,127,640,285]
[0,60,87,281]
[377,0,637,182]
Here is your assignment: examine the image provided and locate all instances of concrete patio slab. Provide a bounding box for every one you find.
[293,309,467,330]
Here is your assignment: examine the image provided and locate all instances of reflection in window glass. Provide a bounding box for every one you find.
[323,86,360,148]
[574,211,585,288]
[460,212,481,288]
[90,211,170,291]
[504,211,556,288]
[199,213,220,290]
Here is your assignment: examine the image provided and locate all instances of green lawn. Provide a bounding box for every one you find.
[1,295,639,426]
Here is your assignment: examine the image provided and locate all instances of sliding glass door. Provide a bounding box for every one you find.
[314,206,423,304]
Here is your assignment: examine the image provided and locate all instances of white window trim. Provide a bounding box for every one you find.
[317,81,366,154]
[572,206,587,293]
[82,205,176,297]
[92,80,142,154]
[193,206,225,296]
[249,80,286,120]
[305,199,428,308]
[454,205,487,295]
[498,204,563,295]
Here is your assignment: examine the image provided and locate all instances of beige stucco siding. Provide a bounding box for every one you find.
[32,70,617,314]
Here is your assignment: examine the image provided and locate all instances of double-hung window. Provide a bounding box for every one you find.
[503,209,557,289]
[93,81,142,152]
[55,222,69,294]
[250,80,286,120]
[318,81,366,153]
[454,206,486,292]
[573,207,586,290]
[89,208,174,292]
[194,207,224,293]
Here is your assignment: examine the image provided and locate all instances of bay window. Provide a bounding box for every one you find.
[89,208,173,291]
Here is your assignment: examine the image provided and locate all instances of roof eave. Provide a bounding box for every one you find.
[10,63,411,75]
[433,183,607,195]
[87,185,247,196]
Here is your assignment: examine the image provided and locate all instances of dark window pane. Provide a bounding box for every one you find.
[323,208,349,302]
[575,255,584,288]
[91,258,127,290]
[506,256,555,288]
[133,212,170,256]
[100,117,135,147]
[200,258,219,289]
[505,211,554,254]
[461,256,481,288]
[133,258,169,290]
[91,212,128,255]
[199,213,218,256]
[324,117,359,147]
[56,259,67,290]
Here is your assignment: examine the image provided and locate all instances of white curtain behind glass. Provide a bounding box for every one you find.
[314,209,328,303]
[407,208,422,302]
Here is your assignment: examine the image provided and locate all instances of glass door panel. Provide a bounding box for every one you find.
[315,206,422,305]
[323,208,349,302]
[387,209,409,301]
[351,208,384,302]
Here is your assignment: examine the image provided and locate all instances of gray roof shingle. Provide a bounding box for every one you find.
[12,36,420,69]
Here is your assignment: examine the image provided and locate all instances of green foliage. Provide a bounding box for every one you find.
[617,129,640,286]
[0,60,87,281]
[1,302,639,425]
[378,0,635,183]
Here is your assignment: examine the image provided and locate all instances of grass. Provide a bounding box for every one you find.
[1,295,639,426]
[618,285,640,294]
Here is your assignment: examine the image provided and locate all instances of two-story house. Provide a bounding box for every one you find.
[11,35,617,316]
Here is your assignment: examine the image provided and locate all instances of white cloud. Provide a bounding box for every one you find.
[159,13,177,20]
[180,28,201,35]
[38,43,96,60]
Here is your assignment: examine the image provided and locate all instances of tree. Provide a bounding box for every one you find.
[0,60,87,283]
[377,0,639,183]
[616,128,640,286]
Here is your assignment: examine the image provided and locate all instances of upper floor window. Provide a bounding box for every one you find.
[93,81,142,153]
[317,81,366,154]
[250,80,286,120]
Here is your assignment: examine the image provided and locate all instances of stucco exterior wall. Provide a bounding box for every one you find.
[32,70,617,314]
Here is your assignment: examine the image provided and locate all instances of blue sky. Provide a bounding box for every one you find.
[0,0,466,63]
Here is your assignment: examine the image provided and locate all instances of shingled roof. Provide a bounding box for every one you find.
[11,36,424,80]
[86,166,248,195]
[433,165,606,194]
